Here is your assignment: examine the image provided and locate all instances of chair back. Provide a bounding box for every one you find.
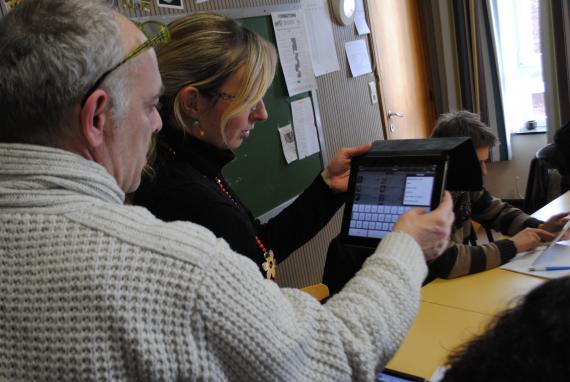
[300,283,330,301]
[524,143,566,213]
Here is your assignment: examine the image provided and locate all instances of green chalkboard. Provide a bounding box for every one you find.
[223,15,323,217]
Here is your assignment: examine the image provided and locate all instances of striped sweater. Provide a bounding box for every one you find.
[427,189,542,281]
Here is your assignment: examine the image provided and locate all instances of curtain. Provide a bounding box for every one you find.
[542,0,570,137]
[453,0,509,160]
[419,0,508,161]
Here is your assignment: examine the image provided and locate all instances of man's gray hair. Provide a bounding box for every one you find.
[0,0,131,145]
[431,110,498,149]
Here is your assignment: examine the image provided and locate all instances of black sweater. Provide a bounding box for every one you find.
[134,127,345,278]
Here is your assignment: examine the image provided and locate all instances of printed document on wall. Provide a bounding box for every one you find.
[354,0,370,35]
[345,39,372,77]
[291,97,320,159]
[278,124,299,164]
[271,11,317,96]
[301,0,340,76]
[156,0,183,9]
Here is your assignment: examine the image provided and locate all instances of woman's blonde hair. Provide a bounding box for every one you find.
[157,13,277,143]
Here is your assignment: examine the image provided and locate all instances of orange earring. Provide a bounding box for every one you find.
[193,120,205,137]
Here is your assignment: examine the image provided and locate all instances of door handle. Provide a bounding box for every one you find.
[387,110,404,119]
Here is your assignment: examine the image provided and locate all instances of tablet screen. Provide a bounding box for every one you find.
[376,374,420,382]
[348,164,436,240]
[341,155,447,248]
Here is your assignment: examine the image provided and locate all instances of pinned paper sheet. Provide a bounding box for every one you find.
[354,0,370,35]
[345,39,373,77]
[271,10,317,96]
[156,0,184,9]
[301,0,340,76]
[291,97,320,159]
[278,125,298,164]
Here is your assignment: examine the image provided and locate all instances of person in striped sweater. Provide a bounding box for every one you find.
[427,110,569,281]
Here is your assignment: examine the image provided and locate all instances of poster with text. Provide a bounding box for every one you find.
[271,10,317,96]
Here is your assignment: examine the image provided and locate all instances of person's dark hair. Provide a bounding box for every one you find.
[554,120,570,149]
[0,0,128,145]
[441,276,570,381]
[431,111,497,149]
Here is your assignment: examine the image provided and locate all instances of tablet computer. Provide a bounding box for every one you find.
[375,368,426,382]
[340,154,448,249]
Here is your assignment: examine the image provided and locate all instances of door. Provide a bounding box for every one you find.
[366,0,436,139]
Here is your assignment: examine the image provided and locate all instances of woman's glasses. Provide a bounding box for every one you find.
[80,20,170,106]
[208,90,262,113]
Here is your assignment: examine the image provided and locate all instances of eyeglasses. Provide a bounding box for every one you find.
[208,90,262,113]
[80,20,170,106]
[210,91,237,102]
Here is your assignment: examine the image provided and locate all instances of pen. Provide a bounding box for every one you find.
[529,266,570,272]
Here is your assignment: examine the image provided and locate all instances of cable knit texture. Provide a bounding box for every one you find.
[0,143,427,381]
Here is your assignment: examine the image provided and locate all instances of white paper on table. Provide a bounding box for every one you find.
[500,240,570,279]
[300,0,340,76]
[354,0,370,35]
[430,366,448,382]
[271,10,318,96]
[278,124,298,164]
[291,97,320,159]
[345,39,372,77]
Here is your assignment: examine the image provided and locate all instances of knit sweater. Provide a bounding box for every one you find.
[0,143,427,382]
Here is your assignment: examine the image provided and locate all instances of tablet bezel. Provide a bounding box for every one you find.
[375,368,427,382]
[340,154,448,249]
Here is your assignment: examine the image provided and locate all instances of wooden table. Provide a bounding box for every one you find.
[386,302,492,378]
[385,191,570,379]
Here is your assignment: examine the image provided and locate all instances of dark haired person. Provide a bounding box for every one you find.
[441,276,570,381]
[324,111,567,294]
[427,110,568,281]
[554,120,570,192]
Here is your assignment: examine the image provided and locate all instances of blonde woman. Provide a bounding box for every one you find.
[134,13,369,280]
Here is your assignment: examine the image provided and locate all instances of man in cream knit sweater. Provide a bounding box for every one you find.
[0,1,453,381]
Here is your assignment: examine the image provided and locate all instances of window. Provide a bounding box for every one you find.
[491,0,546,132]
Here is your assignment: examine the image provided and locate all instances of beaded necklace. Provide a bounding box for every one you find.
[158,140,277,280]
[214,177,277,280]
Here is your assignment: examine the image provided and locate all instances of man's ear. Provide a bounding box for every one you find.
[80,89,110,148]
[178,85,201,119]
